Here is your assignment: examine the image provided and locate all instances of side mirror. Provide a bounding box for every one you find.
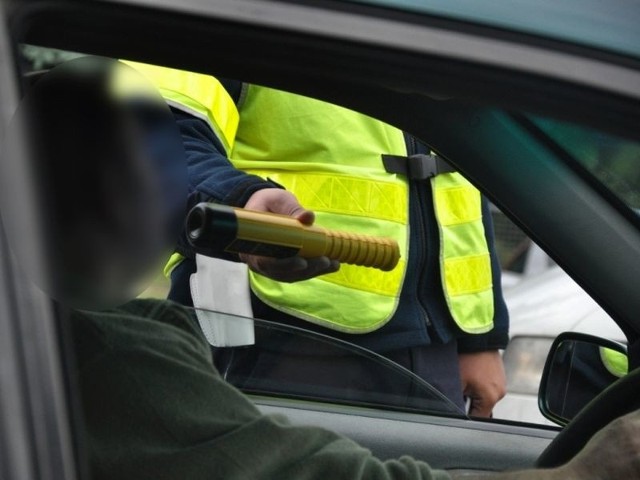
[539,332,627,426]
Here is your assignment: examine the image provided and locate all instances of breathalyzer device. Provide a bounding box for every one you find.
[187,203,400,272]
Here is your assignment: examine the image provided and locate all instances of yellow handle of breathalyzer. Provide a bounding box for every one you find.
[187,203,400,272]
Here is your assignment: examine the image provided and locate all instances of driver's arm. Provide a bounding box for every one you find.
[71,299,640,480]
[450,409,640,479]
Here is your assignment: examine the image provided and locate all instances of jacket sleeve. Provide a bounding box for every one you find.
[72,300,452,480]
[456,197,510,353]
[172,109,280,259]
[174,109,276,209]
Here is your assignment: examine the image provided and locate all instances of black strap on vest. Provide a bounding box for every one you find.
[382,153,455,180]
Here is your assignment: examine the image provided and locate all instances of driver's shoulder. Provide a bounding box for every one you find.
[69,298,210,368]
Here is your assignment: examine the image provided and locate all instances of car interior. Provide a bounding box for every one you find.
[2,1,640,479]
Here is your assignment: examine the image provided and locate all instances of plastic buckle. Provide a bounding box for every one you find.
[408,154,440,180]
[382,153,454,180]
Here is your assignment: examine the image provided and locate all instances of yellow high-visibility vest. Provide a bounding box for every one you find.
[231,85,494,333]
[121,61,239,154]
[128,64,495,334]
[121,61,240,277]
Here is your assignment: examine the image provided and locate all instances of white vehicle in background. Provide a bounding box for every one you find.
[489,208,625,424]
[495,264,625,424]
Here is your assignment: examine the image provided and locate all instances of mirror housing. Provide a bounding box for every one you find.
[538,332,627,426]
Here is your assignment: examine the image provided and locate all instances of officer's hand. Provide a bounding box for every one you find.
[239,188,340,282]
[458,350,506,417]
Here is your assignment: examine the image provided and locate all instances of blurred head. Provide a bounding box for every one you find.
[9,56,187,309]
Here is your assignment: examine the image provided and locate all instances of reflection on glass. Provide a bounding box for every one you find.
[189,307,465,417]
[531,117,640,212]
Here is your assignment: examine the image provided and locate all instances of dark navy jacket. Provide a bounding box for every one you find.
[168,85,509,354]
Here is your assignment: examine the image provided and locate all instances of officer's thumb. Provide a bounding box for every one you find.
[293,207,315,226]
[270,190,315,225]
[246,188,315,225]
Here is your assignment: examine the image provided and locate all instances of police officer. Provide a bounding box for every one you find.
[127,62,509,416]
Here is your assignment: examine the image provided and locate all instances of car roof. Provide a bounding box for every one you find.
[346,0,640,60]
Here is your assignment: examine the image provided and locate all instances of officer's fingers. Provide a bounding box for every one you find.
[465,382,504,417]
[244,188,296,214]
[292,208,315,226]
[257,256,308,275]
[243,188,276,212]
[245,189,316,226]
[274,256,340,282]
[245,255,339,282]
[244,189,303,214]
[270,193,315,225]
[303,257,340,277]
[476,382,506,407]
[468,396,493,418]
[240,254,305,280]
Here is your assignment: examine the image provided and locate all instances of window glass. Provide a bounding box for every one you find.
[20,45,84,71]
[19,46,632,427]
[491,208,626,424]
[531,117,640,213]
[490,205,555,286]
[192,308,464,416]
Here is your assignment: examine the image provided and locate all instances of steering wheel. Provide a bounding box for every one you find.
[536,366,640,468]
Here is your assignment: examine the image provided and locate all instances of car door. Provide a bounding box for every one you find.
[2,0,640,478]
[0,4,80,479]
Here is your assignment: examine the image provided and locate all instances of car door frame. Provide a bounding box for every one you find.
[0,3,79,479]
[4,0,640,477]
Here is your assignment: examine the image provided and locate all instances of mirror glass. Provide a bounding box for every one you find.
[540,335,627,425]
